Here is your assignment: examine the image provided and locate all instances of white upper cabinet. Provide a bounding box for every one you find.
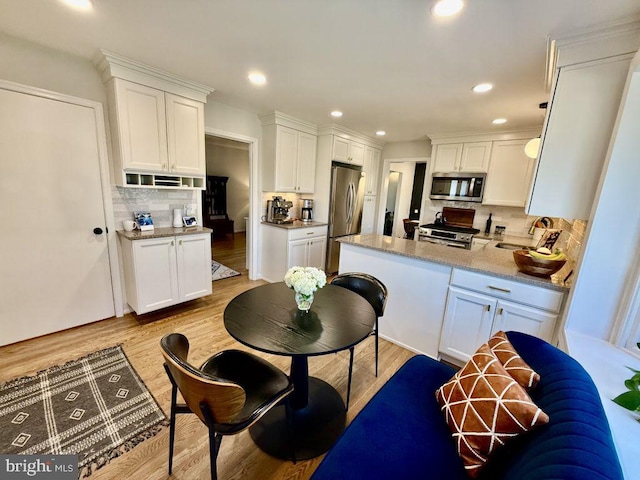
[526,22,639,220]
[460,142,492,172]
[527,56,631,219]
[483,139,535,207]
[432,143,463,172]
[261,115,318,193]
[112,80,168,172]
[97,50,213,189]
[165,93,205,175]
[332,136,364,166]
[363,146,381,195]
[432,142,491,173]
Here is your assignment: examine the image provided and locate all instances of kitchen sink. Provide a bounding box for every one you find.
[495,242,532,250]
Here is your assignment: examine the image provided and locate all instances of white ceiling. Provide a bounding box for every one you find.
[1,0,639,143]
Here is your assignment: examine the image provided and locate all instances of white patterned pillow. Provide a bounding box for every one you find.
[435,344,549,478]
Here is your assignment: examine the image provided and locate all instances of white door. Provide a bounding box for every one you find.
[114,79,167,171]
[177,233,212,301]
[332,136,350,162]
[439,287,496,363]
[287,239,309,268]
[296,131,317,193]
[349,141,365,166]
[361,196,376,234]
[133,237,179,312]
[433,143,463,172]
[275,126,298,191]
[307,237,327,270]
[0,86,115,346]
[483,140,535,207]
[491,300,557,342]
[166,93,205,175]
[460,142,491,172]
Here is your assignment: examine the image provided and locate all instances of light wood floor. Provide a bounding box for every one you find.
[0,232,415,480]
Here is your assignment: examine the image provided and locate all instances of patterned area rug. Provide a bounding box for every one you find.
[0,346,167,478]
[212,260,241,281]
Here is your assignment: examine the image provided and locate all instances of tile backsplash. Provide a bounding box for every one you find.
[111,186,199,229]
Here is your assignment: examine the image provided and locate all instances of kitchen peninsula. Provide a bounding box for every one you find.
[338,234,568,365]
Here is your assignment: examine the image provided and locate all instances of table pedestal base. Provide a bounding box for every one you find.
[249,377,346,460]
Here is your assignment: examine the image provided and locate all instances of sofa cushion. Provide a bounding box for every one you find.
[436,343,549,478]
[310,355,468,480]
[489,331,540,389]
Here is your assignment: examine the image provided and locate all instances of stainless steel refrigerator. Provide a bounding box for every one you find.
[326,163,365,273]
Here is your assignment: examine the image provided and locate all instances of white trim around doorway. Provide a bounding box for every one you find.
[377,157,430,236]
[204,127,260,280]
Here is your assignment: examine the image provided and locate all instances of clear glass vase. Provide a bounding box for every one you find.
[294,291,314,312]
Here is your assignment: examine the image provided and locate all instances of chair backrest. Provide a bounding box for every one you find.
[331,272,387,317]
[160,333,246,425]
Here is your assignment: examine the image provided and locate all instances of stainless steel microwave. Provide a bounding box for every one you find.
[430,172,486,202]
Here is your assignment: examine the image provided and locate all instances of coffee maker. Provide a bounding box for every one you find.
[301,199,314,222]
[266,196,293,224]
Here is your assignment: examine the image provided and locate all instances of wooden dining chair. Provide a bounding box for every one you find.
[330,272,388,409]
[160,333,295,480]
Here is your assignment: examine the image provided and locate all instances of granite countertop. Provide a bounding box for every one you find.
[338,233,569,292]
[117,226,213,240]
[261,220,328,229]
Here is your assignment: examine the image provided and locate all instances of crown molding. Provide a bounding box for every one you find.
[94,49,214,103]
[258,111,318,135]
[317,123,385,148]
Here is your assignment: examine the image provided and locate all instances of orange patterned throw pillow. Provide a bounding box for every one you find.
[435,344,549,478]
[488,331,540,389]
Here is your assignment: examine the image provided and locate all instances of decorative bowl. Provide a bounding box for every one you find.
[512,249,567,277]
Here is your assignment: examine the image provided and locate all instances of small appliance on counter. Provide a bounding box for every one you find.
[301,198,314,222]
[266,196,294,224]
[416,207,479,249]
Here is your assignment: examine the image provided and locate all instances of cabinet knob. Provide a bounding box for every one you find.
[171,240,175,246]
[179,239,183,245]
[486,304,491,312]
[93,227,103,235]
[498,307,504,315]
[163,163,168,171]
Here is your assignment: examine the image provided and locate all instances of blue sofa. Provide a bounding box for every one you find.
[311,332,623,480]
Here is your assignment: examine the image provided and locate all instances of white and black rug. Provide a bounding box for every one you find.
[212,260,241,281]
[0,346,167,478]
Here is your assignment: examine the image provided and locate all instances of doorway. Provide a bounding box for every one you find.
[204,135,250,275]
[378,157,430,238]
[384,171,401,236]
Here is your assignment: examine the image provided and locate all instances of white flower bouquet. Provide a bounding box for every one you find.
[284,266,326,311]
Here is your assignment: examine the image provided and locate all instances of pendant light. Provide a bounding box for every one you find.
[525,137,541,158]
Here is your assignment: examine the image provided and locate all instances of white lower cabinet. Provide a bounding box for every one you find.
[439,268,563,365]
[261,224,328,282]
[361,195,376,234]
[121,233,212,314]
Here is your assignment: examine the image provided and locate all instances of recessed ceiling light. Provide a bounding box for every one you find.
[60,0,93,10]
[492,118,507,125]
[248,72,267,86]
[376,131,386,136]
[472,83,493,93]
[432,0,464,17]
[330,111,343,118]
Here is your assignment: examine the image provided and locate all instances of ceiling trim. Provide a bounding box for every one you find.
[94,49,214,103]
[428,128,542,145]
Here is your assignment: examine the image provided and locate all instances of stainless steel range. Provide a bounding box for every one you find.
[416,207,479,249]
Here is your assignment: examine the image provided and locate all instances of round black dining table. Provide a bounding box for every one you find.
[224,282,376,460]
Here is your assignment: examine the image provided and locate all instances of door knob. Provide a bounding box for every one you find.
[93,227,103,235]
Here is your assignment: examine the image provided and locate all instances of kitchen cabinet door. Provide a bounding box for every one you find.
[361,195,376,234]
[176,233,212,301]
[439,287,496,363]
[307,236,327,270]
[275,126,299,191]
[349,141,365,166]
[287,238,309,269]
[527,55,630,219]
[364,146,381,195]
[433,143,463,172]
[132,237,179,313]
[460,141,491,172]
[166,93,205,176]
[491,300,557,342]
[483,139,535,207]
[296,131,317,193]
[113,79,168,172]
[332,136,350,163]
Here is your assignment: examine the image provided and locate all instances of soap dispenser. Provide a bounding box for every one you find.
[485,213,492,234]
